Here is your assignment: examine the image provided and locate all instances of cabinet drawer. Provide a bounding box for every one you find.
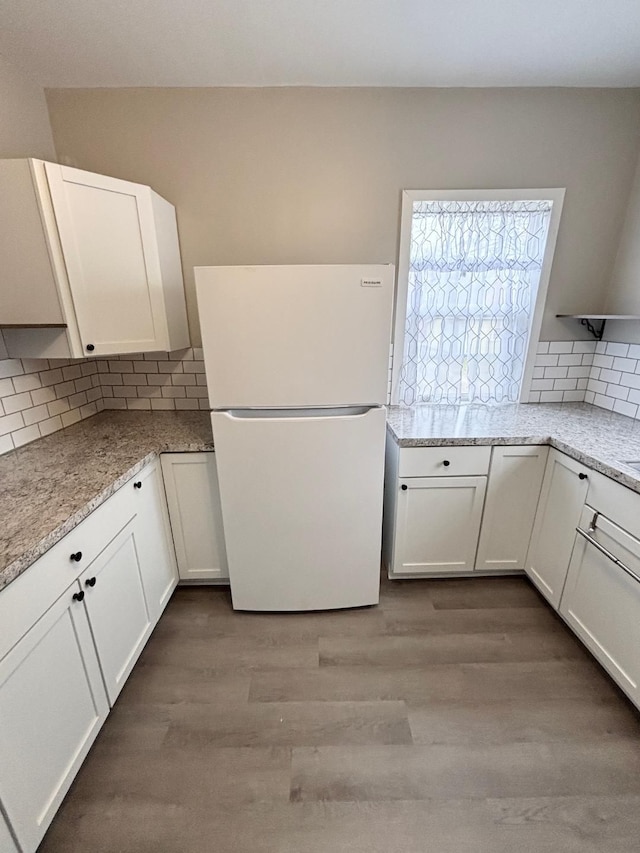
[586,470,640,541]
[398,445,491,478]
[0,470,142,661]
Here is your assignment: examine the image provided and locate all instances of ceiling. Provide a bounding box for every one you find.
[2,0,640,88]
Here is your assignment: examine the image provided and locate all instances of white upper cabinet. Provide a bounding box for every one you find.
[0,159,189,358]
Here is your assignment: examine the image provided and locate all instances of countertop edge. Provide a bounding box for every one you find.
[0,437,215,593]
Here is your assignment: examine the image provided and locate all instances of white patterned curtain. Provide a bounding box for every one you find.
[398,199,553,405]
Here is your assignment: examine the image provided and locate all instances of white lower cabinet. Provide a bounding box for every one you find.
[0,582,108,853]
[80,518,153,705]
[0,457,179,853]
[560,506,640,708]
[161,452,228,582]
[393,476,487,575]
[476,446,548,571]
[525,449,590,608]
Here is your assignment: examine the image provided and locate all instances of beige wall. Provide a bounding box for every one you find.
[0,57,55,159]
[604,149,640,343]
[46,87,640,346]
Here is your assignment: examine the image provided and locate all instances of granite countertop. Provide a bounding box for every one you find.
[387,402,640,494]
[0,411,213,591]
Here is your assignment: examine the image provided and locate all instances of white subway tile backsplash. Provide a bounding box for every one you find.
[627,344,640,360]
[593,354,613,369]
[620,372,640,390]
[536,342,550,354]
[613,399,638,419]
[612,357,637,373]
[571,341,597,354]
[540,390,564,402]
[605,342,629,357]
[534,354,560,367]
[594,394,615,411]
[552,378,578,391]
[606,384,629,401]
[598,368,622,384]
[544,366,569,379]
[557,354,582,366]
[548,342,573,354]
[585,390,596,404]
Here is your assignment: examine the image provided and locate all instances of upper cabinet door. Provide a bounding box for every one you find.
[45,163,169,356]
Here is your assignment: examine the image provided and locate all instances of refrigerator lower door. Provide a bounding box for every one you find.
[211,406,386,611]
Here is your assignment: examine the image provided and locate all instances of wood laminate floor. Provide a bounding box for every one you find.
[40,576,640,852]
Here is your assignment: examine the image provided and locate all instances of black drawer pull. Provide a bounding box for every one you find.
[70,551,83,562]
[133,481,142,489]
[442,460,450,467]
[86,344,95,352]
[72,590,85,602]
[85,577,97,588]
[578,472,588,480]
[401,484,408,491]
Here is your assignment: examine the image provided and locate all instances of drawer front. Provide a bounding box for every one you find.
[586,470,640,541]
[0,468,143,661]
[398,445,491,478]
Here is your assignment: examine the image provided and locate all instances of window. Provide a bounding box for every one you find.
[392,190,564,405]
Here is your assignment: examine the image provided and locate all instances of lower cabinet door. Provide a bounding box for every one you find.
[560,508,640,708]
[80,518,152,705]
[131,461,178,621]
[475,446,548,571]
[525,449,589,608]
[0,583,108,853]
[392,476,487,575]
[161,453,228,582]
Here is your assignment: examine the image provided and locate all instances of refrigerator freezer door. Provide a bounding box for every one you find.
[211,406,386,611]
[196,265,394,409]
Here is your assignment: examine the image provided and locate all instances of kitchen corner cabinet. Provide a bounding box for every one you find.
[0,459,178,853]
[525,449,590,608]
[161,452,229,582]
[476,446,548,571]
[0,159,189,359]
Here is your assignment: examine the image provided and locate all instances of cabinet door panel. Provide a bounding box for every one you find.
[392,476,486,575]
[476,446,548,572]
[81,520,152,704]
[526,450,589,608]
[161,453,228,581]
[132,462,178,618]
[560,508,640,708]
[45,163,167,355]
[0,584,108,853]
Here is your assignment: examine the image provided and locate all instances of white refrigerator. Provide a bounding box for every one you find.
[195,264,394,611]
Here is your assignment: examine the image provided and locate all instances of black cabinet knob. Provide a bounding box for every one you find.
[578,472,588,480]
[443,460,451,467]
[133,481,142,489]
[72,590,85,602]
[70,551,83,562]
[401,484,408,490]
[85,577,97,588]
[86,344,95,352]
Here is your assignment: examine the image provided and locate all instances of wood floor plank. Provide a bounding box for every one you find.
[319,629,586,667]
[408,697,640,745]
[249,658,620,705]
[163,700,413,748]
[383,605,566,636]
[424,576,545,609]
[290,740,640,802]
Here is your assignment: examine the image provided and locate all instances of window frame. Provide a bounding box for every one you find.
[391,188,566,405]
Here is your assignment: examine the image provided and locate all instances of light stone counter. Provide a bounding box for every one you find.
[387,402,640,494]
[0,411,213,591]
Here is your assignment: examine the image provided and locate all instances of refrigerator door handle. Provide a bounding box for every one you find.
[216,406,383,420]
